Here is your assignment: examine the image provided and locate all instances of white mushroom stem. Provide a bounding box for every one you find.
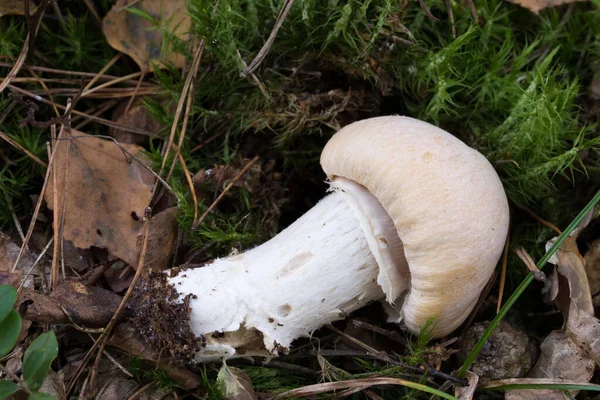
[169,180,409,362]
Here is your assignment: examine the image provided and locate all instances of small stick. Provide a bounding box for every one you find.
[514,247,546,282]
[0,130,47,167]
[417,0,440,23]
[8,84,155,136]
[86,208,152,397]
[192,156,259,230]
[240,0,295,78]
[496,229,510,313]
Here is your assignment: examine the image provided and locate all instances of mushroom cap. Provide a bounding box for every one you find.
[320,116,509,338]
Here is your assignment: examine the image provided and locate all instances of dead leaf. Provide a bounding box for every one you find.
[18,280,123,327]
[109,101,163,146]
[584,238,600,306]
[0,0,37,17]
[108,323,202,390]
[0,232,36,289]
[45,129,154,267]
[455,371,478,400]
[102,0,192,72]
[508,228,599,399]
[142,207,178,273]
[39,370,67,400]
[505,0,587,14]
[217,363,258,400]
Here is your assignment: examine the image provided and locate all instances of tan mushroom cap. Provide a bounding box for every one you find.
[320,116,509,338]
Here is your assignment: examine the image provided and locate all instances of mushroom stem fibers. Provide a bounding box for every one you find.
[168,191,386,362]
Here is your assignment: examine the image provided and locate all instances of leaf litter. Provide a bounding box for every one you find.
[503,212,600,399]
[44,129,154,268]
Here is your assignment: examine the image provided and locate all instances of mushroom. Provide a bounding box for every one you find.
[169,116,510,362]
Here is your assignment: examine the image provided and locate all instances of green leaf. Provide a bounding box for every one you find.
[0,310,21,358]
[28,392,56,400]
[0,285,17,322]
[22,332,58,393]
[0,380,20,400]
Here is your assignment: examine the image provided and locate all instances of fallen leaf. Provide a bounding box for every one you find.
[18,280,123,328]
[0,232,36,289]
[109,101,163,146]
[142,207,178,273]
[217,363,258,400]
[508,226,599,399]
[0,0,37,17]
[39,370,66,400]
[455,371,478,400]
[108,323,202,390]
[505,0,587,14]
[584,238,600,306]
[102,0,192,72]
[45,129,154,267]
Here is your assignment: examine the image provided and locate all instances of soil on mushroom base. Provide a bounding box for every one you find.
[126,270,201,366]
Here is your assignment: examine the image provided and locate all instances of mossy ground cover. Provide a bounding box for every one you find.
[1,0,600,398]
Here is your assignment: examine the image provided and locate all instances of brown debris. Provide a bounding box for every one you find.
[584,238,600,307]
[44,129,154,268]
[18,280,124,328]
[108,323,202,390]
[508,230,600,399]
[142,207,179,274]
[0,0,37,17]
[109,101,163,146]
[102,0,192,72]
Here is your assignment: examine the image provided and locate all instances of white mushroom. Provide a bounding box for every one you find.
[169,116,510,362]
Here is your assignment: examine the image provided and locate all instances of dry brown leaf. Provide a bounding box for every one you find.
[217,364,258,400]
[143,207,178,273]
[584,238,600,306]
[45,129,154,267]
[505,0,587,14]
[108,323,203,390]
[455,371,478,400]
[508,230,599,399]
[109,101,163,146]
[102,0,192,72]
[0,0,36,17]
[18,280,123,327]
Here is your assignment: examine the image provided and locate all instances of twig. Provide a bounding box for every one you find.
[417,0,440,23]
[151,40,205,201]
[496,229,510,313]
[0,34,30,94]
[0,130,47,167]
[445,0,456,38]
[192,156,259,230]
[8,84,156,136]
[350,319,407,345]
[87,208,152,397]
[17,237,54,294]
[11,139,59,272]
[81,53,122,95]
[514,247,546,282]
[81,0,102,26]
[0,62,156,85]
[0,364,31,395]
[240,0,295,78]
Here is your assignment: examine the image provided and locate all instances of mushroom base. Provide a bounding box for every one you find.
[169,191,390,362]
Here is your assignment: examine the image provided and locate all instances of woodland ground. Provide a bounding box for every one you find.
[1,0,600,399]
